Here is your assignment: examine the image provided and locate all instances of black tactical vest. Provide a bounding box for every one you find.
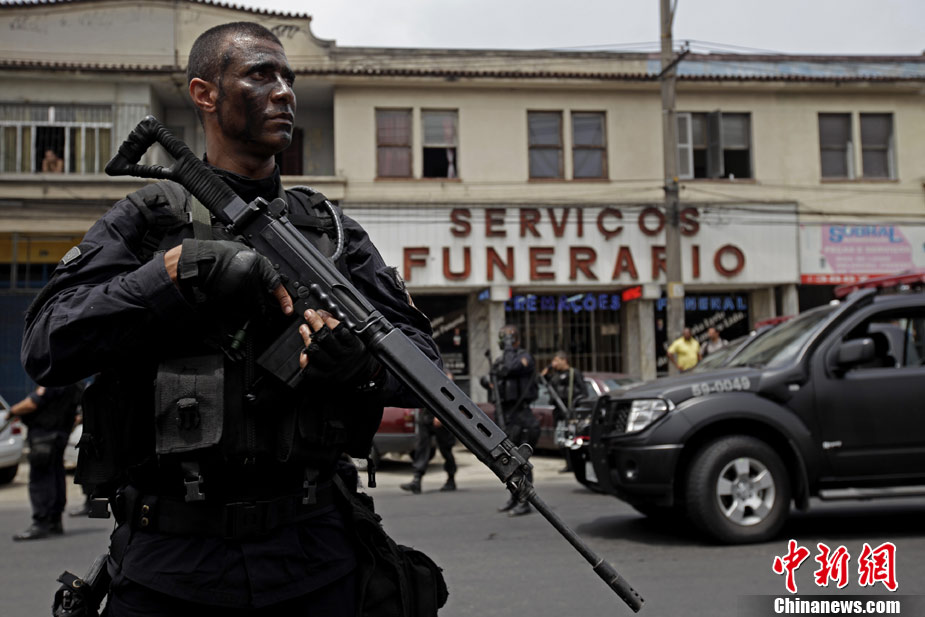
[75,181,382,500]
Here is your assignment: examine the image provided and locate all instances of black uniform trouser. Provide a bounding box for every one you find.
[502,403,540,489]
[410,411,457,478]
[108,570,356,617]
[26,428,69,524]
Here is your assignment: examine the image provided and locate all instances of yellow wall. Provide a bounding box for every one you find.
[0,234,82,264]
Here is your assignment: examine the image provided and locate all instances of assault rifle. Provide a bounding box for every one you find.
[105,116,644,613]
[538,371,572,424]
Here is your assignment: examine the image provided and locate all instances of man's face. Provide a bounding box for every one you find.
[213,34,296,157]
[683,328,692,340]
[708,328,719,340]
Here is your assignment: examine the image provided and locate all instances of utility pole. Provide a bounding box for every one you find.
[659,0,684,375]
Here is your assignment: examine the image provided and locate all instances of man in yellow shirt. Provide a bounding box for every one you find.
[667,327,700,372]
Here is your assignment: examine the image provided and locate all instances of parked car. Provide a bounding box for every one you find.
[369,407,418,465]
[0,394,24,485]
[587,286,925,544]
[478,372,637,452]
[64,421,81,471]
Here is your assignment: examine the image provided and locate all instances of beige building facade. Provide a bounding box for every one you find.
[1,0,923,395]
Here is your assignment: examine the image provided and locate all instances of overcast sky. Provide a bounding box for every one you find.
[235,0,925,56]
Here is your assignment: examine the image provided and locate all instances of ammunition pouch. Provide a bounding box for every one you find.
[155,355,224,456]
[75,372,154,498]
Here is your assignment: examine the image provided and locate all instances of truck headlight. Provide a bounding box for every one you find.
[626,399,673,433]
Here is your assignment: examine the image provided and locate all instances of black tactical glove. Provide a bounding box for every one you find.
[303,322,380,387]
[176,239,281,310]
[492,356,510,378]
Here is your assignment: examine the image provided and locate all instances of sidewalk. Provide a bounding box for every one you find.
[365,447,572,491]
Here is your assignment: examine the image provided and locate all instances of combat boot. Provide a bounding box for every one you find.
[439,476,456,492]
[509,501,532,517]
[497,496,517,512]
[400,476,422,495]
[12,523,52,541]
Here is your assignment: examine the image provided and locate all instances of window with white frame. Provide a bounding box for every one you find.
[0,103,134,174]
[376,108,412,178]
[422,110,458,178]
[818,112,894,179]
[676,111,752,179]
[572,111,607,179]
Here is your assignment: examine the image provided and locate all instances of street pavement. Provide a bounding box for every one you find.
[1,450,924,617]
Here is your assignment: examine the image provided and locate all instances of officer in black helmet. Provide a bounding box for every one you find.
[22,21,439,616]
[487,325,539,516]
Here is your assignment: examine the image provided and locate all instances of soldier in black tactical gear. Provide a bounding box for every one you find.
[400,408,458,495]
[541,350,589,473]
[401,370,458,495]
[9,383,82,541]
[21,21,439,616]
[485,325,538,516]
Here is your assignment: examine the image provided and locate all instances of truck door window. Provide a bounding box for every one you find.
[846,310,925,369]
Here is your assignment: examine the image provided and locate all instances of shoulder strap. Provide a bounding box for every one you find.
[188,195,214,241]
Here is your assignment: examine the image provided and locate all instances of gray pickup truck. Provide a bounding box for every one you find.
[587,288,925,543]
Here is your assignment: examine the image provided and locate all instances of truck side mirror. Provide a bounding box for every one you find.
[836,338,875,367]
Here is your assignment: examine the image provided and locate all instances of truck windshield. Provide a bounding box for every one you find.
[727,305,836,368]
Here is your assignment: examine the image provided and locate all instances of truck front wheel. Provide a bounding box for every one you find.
[685,436,790,544]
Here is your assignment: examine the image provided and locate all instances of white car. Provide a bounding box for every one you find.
[0,394,25,484]
[64,422,82,471]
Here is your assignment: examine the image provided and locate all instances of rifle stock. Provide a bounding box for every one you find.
[106,116,643,613]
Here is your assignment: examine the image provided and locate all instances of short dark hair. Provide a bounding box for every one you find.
[187,21,283,86]
[553,350,568,360]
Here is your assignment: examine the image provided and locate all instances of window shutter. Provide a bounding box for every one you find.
[676,113,693,179]
[706,111,724,179]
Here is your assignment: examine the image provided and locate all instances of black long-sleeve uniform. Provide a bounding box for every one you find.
[21,167,440,609]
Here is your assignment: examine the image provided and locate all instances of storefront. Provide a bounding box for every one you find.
[347,202,800,386]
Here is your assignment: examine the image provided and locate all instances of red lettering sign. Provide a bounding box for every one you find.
[403,247,429,282]
[449,208,471,237]
[487,246,514,281]
[529,247,555,281]
[442,246,471,280]
[569,247,598,281]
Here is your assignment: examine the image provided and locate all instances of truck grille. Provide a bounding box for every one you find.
[600,399,632,435]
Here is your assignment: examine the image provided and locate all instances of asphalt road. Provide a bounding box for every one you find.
[1,451,923,617]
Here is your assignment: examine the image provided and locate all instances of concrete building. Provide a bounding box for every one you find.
[1,0,924,397]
